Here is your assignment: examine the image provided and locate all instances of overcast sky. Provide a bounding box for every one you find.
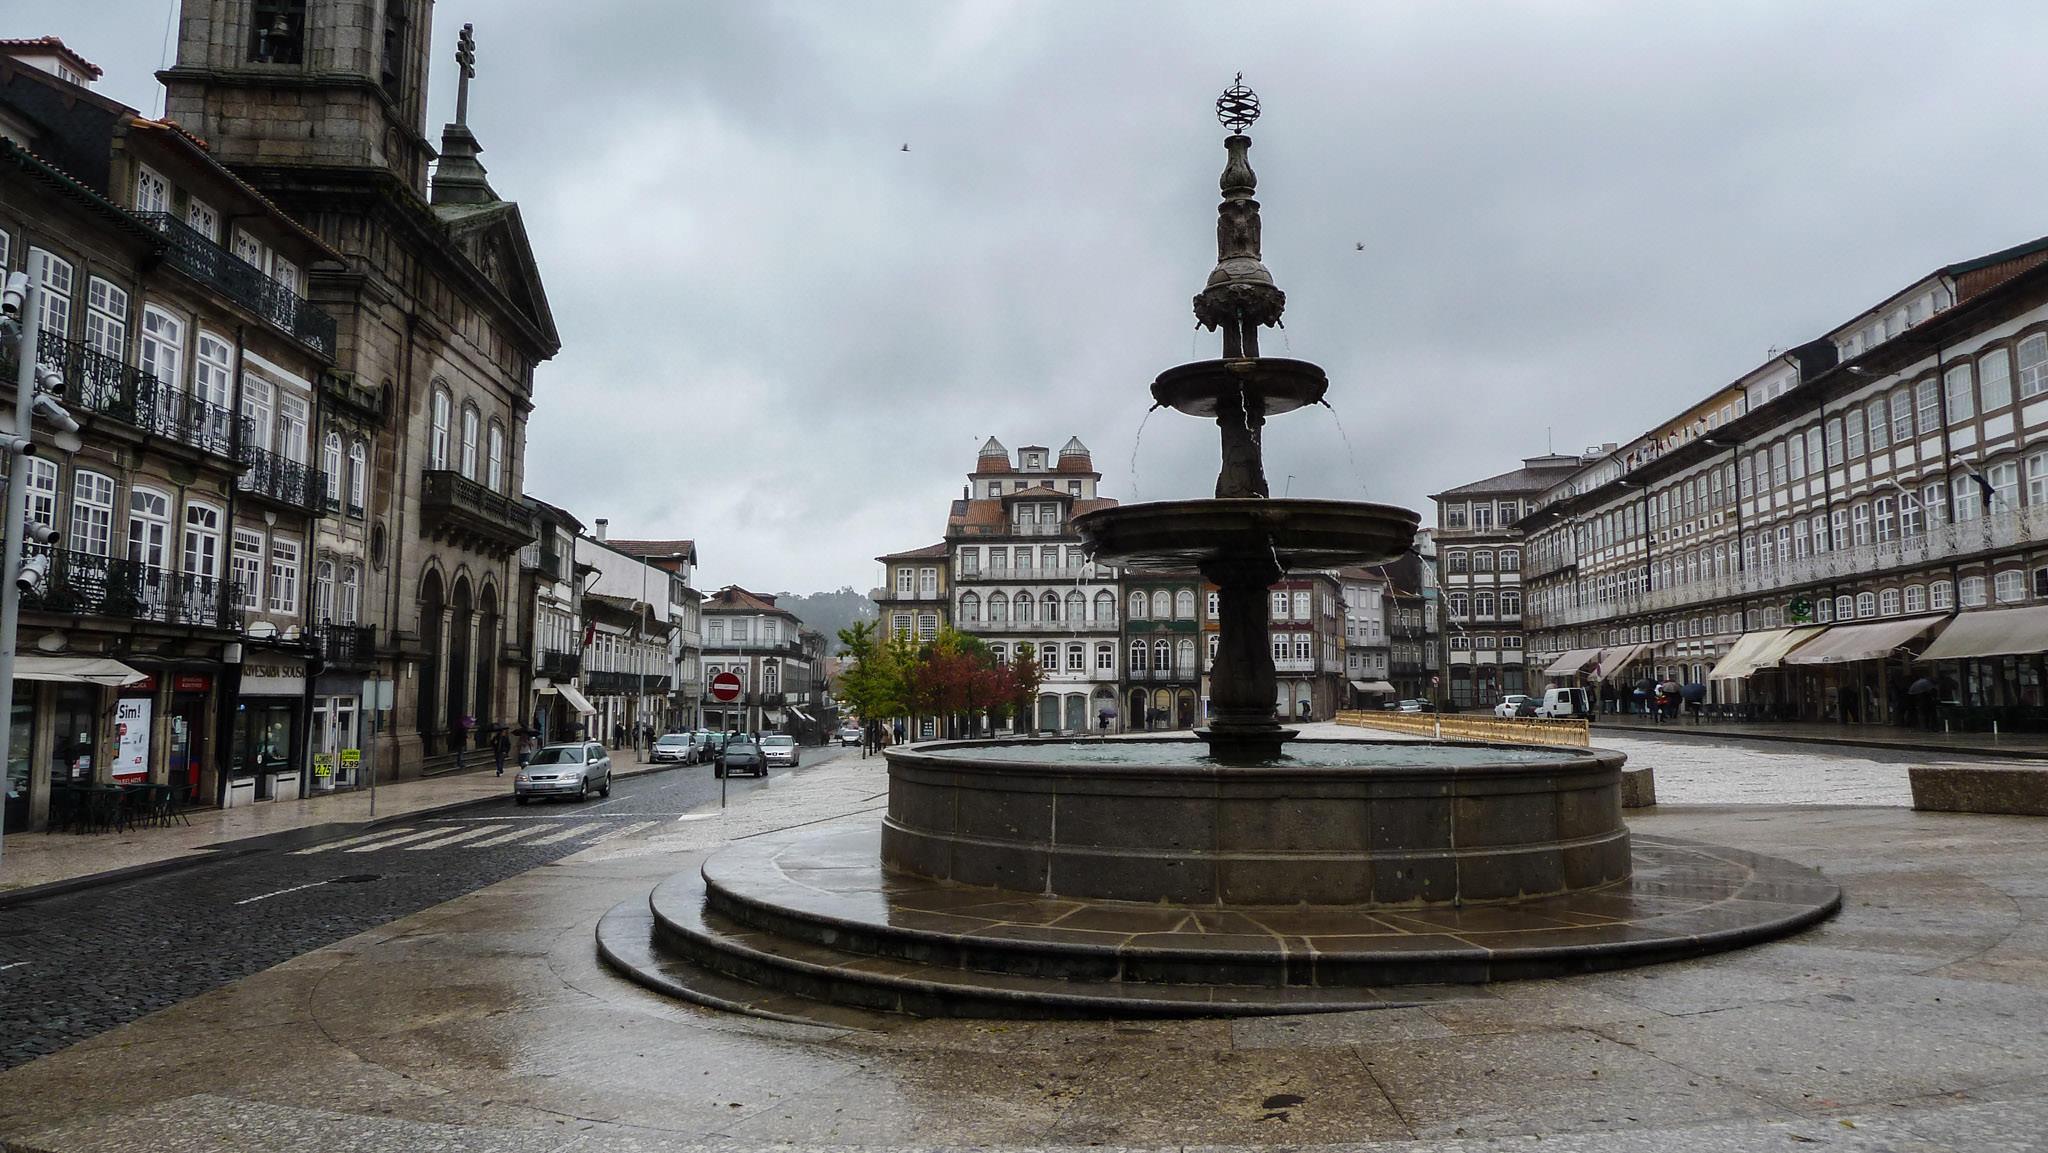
[21,1,2048,595]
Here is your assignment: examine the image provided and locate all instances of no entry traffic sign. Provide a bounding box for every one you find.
[709,671,743,702]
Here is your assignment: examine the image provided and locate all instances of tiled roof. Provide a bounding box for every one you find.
[0,36,102,80]
[877,542,949,562]
[123,117,345,263]
[1432,463,1580,499]
[705,586,780,612]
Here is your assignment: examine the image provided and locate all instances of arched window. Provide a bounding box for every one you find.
[459,404,480,479]
[128,488,172,570]
[1014,593,1032,623]
[68,471,115,557]
[1042,590,1060,621]
[323,431,344,505]
[1153,639,1171,675]
[486,422,505,492]
[1904,584,1926,614]
[1856,591,1877,619]
[1176,638,1195,677]
[988,592,1007,622]
[349,441,368,511]
[182,501,222,580]
[1447,551,1468,573]
[1471,550,1494,572]
[430,388,451,469]
[1175,589,1195,619]
[1066,590,1085,622]
[314,559,335,622]
[960,592,981,622]
[340,564,361,623]
[1151,589,1171,619]
[1129,641,1148,672]
[1129,591,1146,620]
[1835,594,1855,621]
[763,664,780,693]
[1448,592,1468,617]
[1879,588,1901,616]
[1094,590,1115,623]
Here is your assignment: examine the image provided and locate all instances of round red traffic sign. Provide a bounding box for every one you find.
[709,671,743,702]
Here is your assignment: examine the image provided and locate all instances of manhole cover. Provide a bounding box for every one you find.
[330,874,382,884]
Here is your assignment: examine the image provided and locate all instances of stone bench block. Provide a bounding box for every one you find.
[1910,766,2048,816]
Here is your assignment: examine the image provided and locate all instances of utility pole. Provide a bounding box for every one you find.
[2,254,84,864]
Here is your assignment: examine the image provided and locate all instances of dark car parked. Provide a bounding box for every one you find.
[714,738,766,778]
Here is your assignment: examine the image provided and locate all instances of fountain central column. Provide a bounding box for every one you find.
[1198,553,1292,761]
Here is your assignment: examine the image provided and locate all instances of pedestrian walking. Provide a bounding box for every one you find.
[517,735,535,770]
[491,728,510,776]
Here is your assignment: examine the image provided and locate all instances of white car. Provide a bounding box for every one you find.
[652,733,695,763]
[514,742,613,804]
[1493,694,1539,718]
[760,733,799,769]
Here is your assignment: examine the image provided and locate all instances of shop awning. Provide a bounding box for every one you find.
[1708,626,1825,680]
[1544,648,1603,677]
[9,655,150,686]
[1783,615,1950,665]
[1351,679,1397,693]
[556,683,598,716]
[789,706,813,722]
[1919,605,2048,661]
[1592,643,1650,680]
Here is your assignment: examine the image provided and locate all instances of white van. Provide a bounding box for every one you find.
[1537,686,1593,720]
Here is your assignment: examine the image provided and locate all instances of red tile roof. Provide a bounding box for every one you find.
[0,36,102,80]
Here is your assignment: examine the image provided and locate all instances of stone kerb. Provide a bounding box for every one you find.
[1910,764,2048,816]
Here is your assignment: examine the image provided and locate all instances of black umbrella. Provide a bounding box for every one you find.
[1679,682,1708,702]
[512,726,541,736]
[1907,677,1936,696]
[1634,678,1655,695]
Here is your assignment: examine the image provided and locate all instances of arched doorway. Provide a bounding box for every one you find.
[1176,690,1196,729]
[1036,693,1060,733]
[446,576,473,752]
[473,583,499,734]
[1128,687,1148,731]
[417,570,444,753]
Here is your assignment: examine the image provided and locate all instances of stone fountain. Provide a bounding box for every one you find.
[597,81,1842,1021]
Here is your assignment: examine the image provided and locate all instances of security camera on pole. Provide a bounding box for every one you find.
[1,251,83,864]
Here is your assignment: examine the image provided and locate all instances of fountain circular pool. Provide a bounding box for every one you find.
[882,737,1632,907]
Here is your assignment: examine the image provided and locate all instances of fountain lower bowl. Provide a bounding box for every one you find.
[1072,498,1420,571]
[882,738,1632,907]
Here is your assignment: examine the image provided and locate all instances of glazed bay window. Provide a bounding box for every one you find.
[232,529,265,609]
[2020,334,2048,399]
[269,538,300,614]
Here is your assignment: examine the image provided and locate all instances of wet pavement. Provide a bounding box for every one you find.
[1,727,2046,1150]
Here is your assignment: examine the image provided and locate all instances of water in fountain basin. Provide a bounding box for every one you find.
[914,739,1581,769]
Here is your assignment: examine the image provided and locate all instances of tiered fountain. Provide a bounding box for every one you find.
[598,82,1841,1022]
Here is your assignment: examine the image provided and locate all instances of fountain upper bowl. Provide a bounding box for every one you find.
[1074,497,1419,571]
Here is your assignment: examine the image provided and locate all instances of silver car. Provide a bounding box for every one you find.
[514,742,612,804]
[652,733,694,763]
[760,733,799,769]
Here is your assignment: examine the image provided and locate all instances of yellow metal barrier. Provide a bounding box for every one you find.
[1334,709,1591,749]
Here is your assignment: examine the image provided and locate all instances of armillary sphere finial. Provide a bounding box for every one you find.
[1216,73,1260,134]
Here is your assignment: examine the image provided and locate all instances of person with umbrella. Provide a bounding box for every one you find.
[1633,677,1655,718]
[489,723,511,777]
[1907,676,1937,730]
[1656,679,1682,723]
[1679,680,1708,724]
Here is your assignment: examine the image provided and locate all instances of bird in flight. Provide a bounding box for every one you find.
[901,143,910,151]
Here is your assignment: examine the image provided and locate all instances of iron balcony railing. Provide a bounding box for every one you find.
[134,212,338,356]
[237,443,328,514]
[21,549,243,630]
[26,332,248,459]
[315,623,376,669]
[584,670,671,695]
[420,469,540,547]
[537,649,580,679]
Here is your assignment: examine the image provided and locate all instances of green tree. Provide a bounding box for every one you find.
[835,620,905,747]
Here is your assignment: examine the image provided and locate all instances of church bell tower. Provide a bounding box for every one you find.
[158,0,437,194]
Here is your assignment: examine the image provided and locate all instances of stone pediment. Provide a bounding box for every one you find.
[436,199,560,354]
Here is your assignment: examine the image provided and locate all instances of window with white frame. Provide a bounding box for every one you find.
[1981,348,2012,410]
[186,198,219,242]
[1945,364,1975,424]
[312,561,334,622]
[1856,591,1876,619]
[1990,461,2020,512]
[1292,634,1311,661]
[1879,588,1901,616]
[231,529,265,609]
[29,249,73,339]
[193,333,233,409]
[919,567,938,595]
[128,488,171,569]
[348,441,368,511]
[918,612,938,640]
[182,502,222,580]
[1067,644,1085,672]
[133,165,171,215]
[139,306,182,392]
[21,457,57,531]
[241,375,273,452]
[341,563,361,623]
[2020,334,2048,399]
[895,567,913,594]
[68,470,114,557]
[459,405,480,479]
[1867,398,1891,450]
[1175,589,1195,618]
[84,277,128,360]
[1835,595,1854,621]
[268,537,300,613]
[1915,380,1940,437]
[1995,570,2025,604]
[278,392,309,464]
[323,432,344,504]
[1960,575,1987,607]
[1292,591,1311,618]
[429,388,451,469]
[1931,579,1954,610]
[1094,590,1114,622]
[487,423,505,492]
[1905,584,1926,613]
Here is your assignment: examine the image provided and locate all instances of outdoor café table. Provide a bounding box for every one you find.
[74,786,125,834]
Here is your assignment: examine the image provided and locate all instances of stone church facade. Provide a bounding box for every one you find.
[159,0,560,774]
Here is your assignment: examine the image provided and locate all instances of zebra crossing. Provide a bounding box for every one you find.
[293,819,660,855]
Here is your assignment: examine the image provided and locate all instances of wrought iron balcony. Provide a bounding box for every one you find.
[420,469,539,555]
[537,649,580,680]
[23,332,247,459]
[237,444,328,515]
[134,212,338,356]
[20,549,242,630]
[315,623,377,669]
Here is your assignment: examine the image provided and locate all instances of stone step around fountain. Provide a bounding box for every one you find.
[596,824,1844,1024]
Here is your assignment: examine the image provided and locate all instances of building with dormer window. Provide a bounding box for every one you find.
[943,436,1122,733]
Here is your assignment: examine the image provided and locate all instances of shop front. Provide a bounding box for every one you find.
[3,656,152,831]
[231,656,307,805]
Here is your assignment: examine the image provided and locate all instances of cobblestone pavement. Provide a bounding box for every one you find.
[0,749,852,1069]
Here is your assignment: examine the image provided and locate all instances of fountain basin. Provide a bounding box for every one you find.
[1152,357,1328,417]
[881,738,1632,906]
[1072,497,1419,571]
